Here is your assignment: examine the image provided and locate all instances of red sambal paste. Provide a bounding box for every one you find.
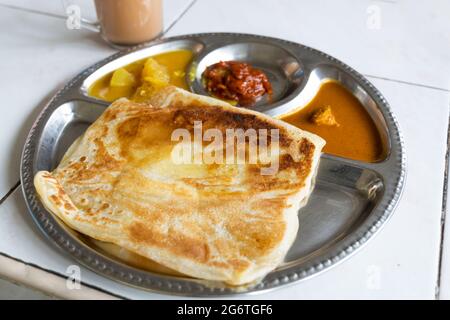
[202,61,272,106]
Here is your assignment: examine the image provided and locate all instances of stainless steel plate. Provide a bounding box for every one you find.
[21,33,406,296]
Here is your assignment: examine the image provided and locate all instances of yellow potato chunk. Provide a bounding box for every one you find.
[310,105,339,126]
[110,68,136,87]
[142,57,170,84]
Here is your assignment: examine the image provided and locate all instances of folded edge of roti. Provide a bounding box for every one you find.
[34,87,325,285]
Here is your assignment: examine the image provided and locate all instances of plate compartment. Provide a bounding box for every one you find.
[21,33,406,296]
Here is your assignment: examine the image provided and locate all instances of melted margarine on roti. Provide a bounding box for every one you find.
[34,87,325,285]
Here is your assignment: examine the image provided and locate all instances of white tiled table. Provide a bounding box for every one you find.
[0,0,449,299]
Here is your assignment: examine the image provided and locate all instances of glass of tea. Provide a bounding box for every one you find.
[78,0,163,47]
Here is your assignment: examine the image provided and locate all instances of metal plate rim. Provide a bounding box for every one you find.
[20,32,406,297]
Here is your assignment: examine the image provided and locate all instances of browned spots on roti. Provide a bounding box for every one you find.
[64,202,76,211]
[37,93,323,284]
[101,203,110,210]
[92,138,121,171]
[103,107,118,122]
[49,194,62,206]
[227,216,285,259]
[117,117,140,147]
[128,222,210,263]
[67,160,86,171]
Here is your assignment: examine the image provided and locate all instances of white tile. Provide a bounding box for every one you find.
[0,253,117,299]
[258,77,449,299]
[0,0,98,21]
[166,0,450,90]
[0,278,54,300]
[163,0,197,31]
[439,149,450,300]
[0,0,195,31]
[0,78,447,299]
[0,189,173,300]
[0,6,114,198]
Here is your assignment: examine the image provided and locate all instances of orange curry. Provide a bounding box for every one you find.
[279,80,385,162]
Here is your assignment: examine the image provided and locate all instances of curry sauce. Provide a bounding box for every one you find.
[279,81,384,162]
[88,49,193,102]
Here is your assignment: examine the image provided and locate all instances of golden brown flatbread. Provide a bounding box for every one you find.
[34,87,325,285]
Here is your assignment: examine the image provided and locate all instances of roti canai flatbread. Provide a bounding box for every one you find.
[34,87,325,285]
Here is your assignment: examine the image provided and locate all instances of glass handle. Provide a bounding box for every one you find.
[80,18,100,33]
[65,3,100,33]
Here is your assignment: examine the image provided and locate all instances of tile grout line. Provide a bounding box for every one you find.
[435,107,450,300]
[0,250,127,300]
[0,181,20,206]
[364,74,450,93]
[163,0,198,35]
[0,3,66,20]
[0,182,126,299]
